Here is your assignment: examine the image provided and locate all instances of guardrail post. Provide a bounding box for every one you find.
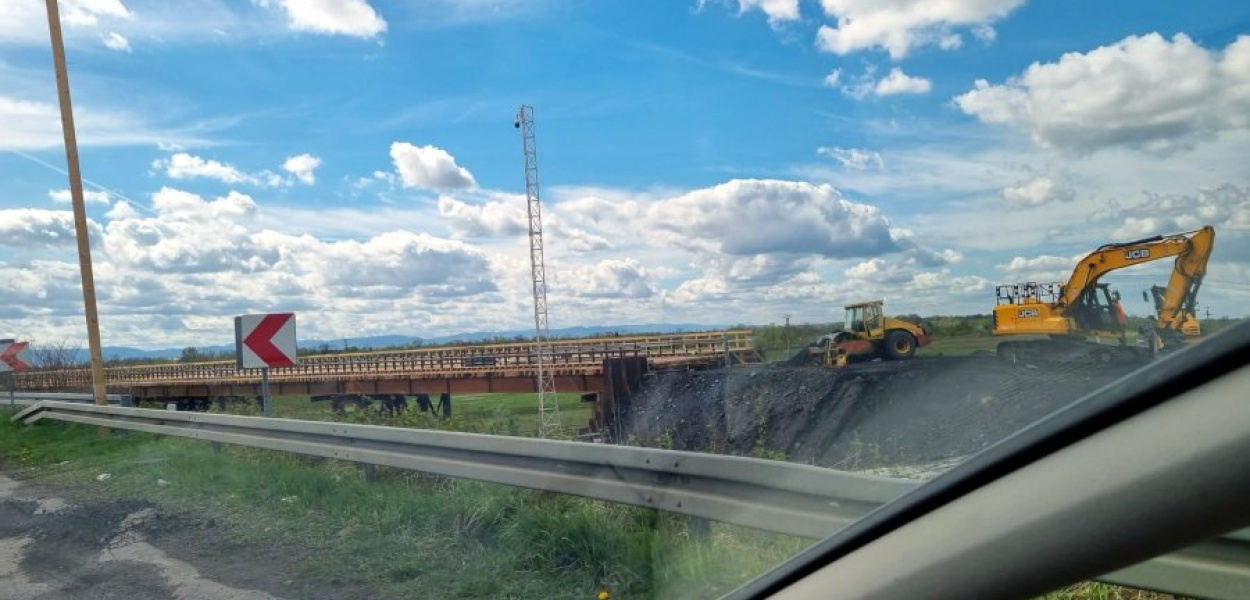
[363,463,377,483]
[687,515,711,540]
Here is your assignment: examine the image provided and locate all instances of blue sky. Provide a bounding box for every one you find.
[1,0,1248,348]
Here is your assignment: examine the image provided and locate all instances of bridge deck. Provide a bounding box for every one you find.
[16,330,759,398]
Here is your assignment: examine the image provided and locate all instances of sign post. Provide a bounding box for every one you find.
[234,313,298,417]
[261,367,271,417]
[0,340,32,412]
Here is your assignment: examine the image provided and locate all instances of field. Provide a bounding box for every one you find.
[249,392,594,439]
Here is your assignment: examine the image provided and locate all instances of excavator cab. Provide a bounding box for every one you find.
[1071,284,1126,340]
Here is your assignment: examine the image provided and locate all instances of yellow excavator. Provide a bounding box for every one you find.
[992,226,1215,365]
[1146,284,1201,337]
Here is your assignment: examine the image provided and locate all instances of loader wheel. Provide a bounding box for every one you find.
[883,331,917,360]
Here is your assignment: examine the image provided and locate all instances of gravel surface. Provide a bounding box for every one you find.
[622,356,1137,468]
[0,475,369,600]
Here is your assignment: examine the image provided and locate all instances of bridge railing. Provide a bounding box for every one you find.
[16,330,756,390]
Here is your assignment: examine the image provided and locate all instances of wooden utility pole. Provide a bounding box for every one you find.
[44,0,108,406]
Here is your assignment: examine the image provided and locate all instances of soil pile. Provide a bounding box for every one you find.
[621,357,1133,468]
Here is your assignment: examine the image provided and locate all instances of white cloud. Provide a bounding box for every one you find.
[49,189,112,205]
[998,254,1079,282]
[955,33,1250,154]
[0,2,46,44]
[0,185,507,342]
[437,194,526,238]
[98,187,496,306]
[737,0,800,25]
[844,257,912,284]
[103,187,276,273]
[0,209,100,248]
[63,0,131,26]
[155,153,248,183]
[560,259,655,299]
[274,0,387,38]
[1001,168,1076,207]
[282,153,321,185]
[436,192,613,253]
[300,231,495,296]
[696,0,800,27]
[102,31,131,51]
[672,274,732,304]
[555,222,613,253]
[1108,183,1250,239]
[390,142,477,190]
[873,67,931,95]
[105,200,138,220]
[154,153,282,187]
[1,0,132,45]
[817,146,885,171]
[815,0,1026,59]
[834,65,930,99]
[642,179,900,258]
[823,68,842,88]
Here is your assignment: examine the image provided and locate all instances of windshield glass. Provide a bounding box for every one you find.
[0,1,1246,600]
[845,306,863,333]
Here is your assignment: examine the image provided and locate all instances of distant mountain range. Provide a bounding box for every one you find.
[95,323,722,361]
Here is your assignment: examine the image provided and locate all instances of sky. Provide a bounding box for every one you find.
[0,0,1248,349]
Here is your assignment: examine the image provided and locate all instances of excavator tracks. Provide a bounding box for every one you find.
[995,338,1144,368]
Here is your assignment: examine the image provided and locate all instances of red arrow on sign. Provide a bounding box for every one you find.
[1,342,31,371]
[243,313,297,368]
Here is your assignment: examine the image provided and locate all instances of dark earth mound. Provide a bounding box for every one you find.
[621,356,1135,469]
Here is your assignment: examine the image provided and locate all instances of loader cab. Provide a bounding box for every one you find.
[845,301,885,340]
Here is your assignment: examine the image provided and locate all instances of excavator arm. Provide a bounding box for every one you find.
[1154,227,1214,332]
[1059,227,1216,335]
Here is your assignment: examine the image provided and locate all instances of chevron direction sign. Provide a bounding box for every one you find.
[0,340,32,372]
[234,313,298,369]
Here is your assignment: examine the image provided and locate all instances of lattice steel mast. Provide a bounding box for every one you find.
[515,105,561,438]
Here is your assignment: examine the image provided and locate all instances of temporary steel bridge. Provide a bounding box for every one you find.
[14,330,760,431]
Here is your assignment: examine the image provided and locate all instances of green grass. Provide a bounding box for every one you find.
[0,414,809,599]
[1040,582,1186,600]
[754,334,1002,361]
[916,335,1000,357]
[219,392,594,439]
[0,405,1194,600]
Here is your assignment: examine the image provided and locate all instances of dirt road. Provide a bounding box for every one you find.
[0,474,359,600]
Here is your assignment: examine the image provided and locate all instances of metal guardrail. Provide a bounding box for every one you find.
[11,400,909,538]
[10,400,1249,599]
[4,392,132,407]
